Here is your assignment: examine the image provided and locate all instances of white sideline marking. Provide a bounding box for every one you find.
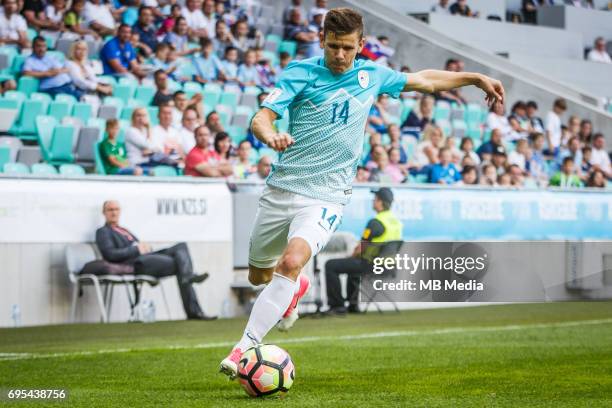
[1,318,611,362]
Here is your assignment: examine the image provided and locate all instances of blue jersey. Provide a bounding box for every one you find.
[261,57,406,204]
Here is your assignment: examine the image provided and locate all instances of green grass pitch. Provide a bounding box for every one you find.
[1,302,611,407]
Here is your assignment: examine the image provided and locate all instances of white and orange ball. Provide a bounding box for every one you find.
[237,344,295,397]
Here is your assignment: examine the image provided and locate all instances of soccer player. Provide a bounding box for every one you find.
[220,7,504,379]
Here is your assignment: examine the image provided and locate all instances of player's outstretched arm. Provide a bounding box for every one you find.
[251,108,295,152]
[404,70,504,106]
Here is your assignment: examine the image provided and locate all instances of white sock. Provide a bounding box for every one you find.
[235,273,296,351]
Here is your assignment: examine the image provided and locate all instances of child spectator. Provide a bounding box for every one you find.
[100,119,144,176]
[549,157,582,188]
[457,165,478,185]
[151,43,177,79]
[233,140,257,178]
[238,48,260,87]
[221,46,240,84]
[64,0,98,39]
[192,37,224,84]
[429,148,461,184]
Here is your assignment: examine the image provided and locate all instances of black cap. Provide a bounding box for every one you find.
[493,145,506,156]
[371,187,394,204]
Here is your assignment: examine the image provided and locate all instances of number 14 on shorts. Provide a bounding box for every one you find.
[318,207,340,232]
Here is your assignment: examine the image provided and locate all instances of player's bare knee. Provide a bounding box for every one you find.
[276,254,304,280]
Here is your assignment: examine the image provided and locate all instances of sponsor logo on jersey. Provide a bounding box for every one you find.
[264,88,283,104]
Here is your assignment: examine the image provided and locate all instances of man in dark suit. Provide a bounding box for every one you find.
[95,200,216,320]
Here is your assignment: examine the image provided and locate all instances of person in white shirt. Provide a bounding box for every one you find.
[590,133,612,178]
[201,0,217,38]
[431,0,452,14]
[0,0,29,49]
[125,107,165,167]
[508,139,529,171]
[545,98,567,153]
[486,100,513,142]
[178,107,199,154]
[151,104,186,163]
[182,0,209,39]
[586,37,612,64]
[83,0,116,37]
[66,40,113,96]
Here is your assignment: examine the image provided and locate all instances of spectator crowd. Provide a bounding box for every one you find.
[0,0,609,188]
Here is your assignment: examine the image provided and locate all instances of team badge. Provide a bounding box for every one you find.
[264,88,283,104]
[358,70,369,89]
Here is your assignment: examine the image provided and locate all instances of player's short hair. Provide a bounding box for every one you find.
[323,8,364,39]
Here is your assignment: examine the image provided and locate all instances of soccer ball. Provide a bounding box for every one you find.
[237,344,295,397]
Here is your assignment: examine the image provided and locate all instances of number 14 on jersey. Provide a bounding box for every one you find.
[330,100,349,125]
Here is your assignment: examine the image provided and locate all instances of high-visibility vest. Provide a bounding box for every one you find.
[371,210,403,242]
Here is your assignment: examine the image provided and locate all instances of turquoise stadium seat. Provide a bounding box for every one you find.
[40,122,75,164]
[59,163,86,176]
[17,76,39,97]
[134,84,155,105]
[203,86,221,109]
[9,55,25,76]
[465,103,483,126]
[4,90,25,104]
[219,91,239,108]
[152,165,177,177]
[31,163,58,175]
[36,115,57,148]
[120,106,134,120]
[3,162,30,174]
[30,92,52,109]
[0,97,19,110]
[182,81,202,98]
[227,125,246,144]
[0,146,11,171]
[433,101,451,122]
[97,75,117,87]
[279,40,297,58]
[147,107,159,126]
[72,102,92,124]
[94,142,106,175]
[113,83,136,104]
[55,93,78,105]
[48,100,72,122]
[12,99,46,138]
[103,96,125,110]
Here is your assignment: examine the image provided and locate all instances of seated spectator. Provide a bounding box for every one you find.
[212,20,234,58]
[309,7,326,31]
[221,46,239,83]
[238,49,260,87]
[587,37,611,64]
[486,101,513,142]
[309,0,328,21]
[387,147,408,181]
[429,148,461,184]
[95,200,215,320]
[22,36,83,99]
[63,0,99,39]
[477,128,504,162]
[354,165,371,183]
[150,43,178,79]
[507,164,526,187]
[508,138,529,171]
[100,119,144,176]
[125,107,175,169]
[231,20,264,56]
[185,125,234,177]
[200,0,217,39]
[450,0,478,17]
[456,164,478,185]
[284,7,321,59]
[556,136,582,174]
[152,104,185,163]
[164,16,196,57]
[578,119,593,144]
[431,0,451,14]
[151,70,174,107]
[100,24,147,79]
[387,124,408,163]
[247,155,272,181]
[368,147,403,183]
[526,100,545,134]
[83,0,115,37]
[277,51,292,73]
[580,146,593,180]
[67,40,113,97]
[507,101,531,141]
[132,6,157,57]
[157,4,181,38]
[401,95,435,136]
[178,107,200,154]
[193,38,224,84]
[566,115,581,139]
[586,168,607,188]
[527,132,549,181]
[283,0,306,24]
[206,110,225,137]
[233,140,256,178]
[22,0,60,31]
[214,131,232,161]
[181,0,211,39]
[545,98,567,154]
[480,163,498,186]
[445,136,462,164]
[459,137,481,165]
[491,147,508,175]
[0,0,29,49]
[256,51,277,88]
[368,94,392,135]
[414,124,445,167]
[172,90,203,128]
[45,0,66,27]
[550,157,582,187]
[498,173,512,187]
[590,133,612,178]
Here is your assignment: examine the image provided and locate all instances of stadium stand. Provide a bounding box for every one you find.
[0,0,609,189]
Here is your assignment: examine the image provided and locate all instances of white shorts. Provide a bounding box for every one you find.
[248,185,344,269]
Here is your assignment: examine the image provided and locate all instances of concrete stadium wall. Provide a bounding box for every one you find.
[538,5,612,47]
[509,53,612,99]
[428,13,583,59]
[326,0,612,142]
